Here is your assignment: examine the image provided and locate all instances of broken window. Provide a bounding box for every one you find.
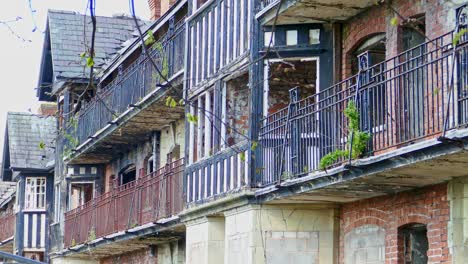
[188,74,250,164]
[398,223,429,264]
[147,155,155,174]
[120,164,136,185]
[189,89,216,163]
[264,58,318,116]
[69,183,93,210]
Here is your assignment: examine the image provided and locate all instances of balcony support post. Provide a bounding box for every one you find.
[248,1,263,186]
[289,87,300,175]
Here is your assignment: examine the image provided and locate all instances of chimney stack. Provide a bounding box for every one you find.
[148,0,176,20]
[37,103,57,117]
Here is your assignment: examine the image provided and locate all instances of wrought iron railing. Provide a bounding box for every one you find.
[185,142,250,203]
[0,210,15,242]
[259,30,468,186]
[65,19,185,147]
[63,158,184,248]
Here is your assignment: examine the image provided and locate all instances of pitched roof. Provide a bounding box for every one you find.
[0,182,15,208]
[47,10,137,78]
[43,10,149,94]
[4,112,56,171]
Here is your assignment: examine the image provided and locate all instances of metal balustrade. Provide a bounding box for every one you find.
[185,143,250,203]
[259,31,468,186]
[63,158,184,248]
[0,210,15,242]
[65,19,185,147]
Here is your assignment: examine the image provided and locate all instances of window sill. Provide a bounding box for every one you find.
[23,209,46,213]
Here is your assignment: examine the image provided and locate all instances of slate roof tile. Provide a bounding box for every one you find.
[47,10,149,85]
[5,112,57,170]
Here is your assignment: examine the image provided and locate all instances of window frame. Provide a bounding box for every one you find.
[53,183,61,223]
[24,177,47,211]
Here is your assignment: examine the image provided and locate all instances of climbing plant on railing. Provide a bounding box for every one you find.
[319,101,371,170]
[62,117,80,159]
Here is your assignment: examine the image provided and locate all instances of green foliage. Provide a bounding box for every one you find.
[281,171,293,179]
[87,227,96,242]
[86,57,94,68]
[38,140,46,150]
[251,141,258,151]
[186,113,198,124]
[319,101,371,170]
[319,150,348,171]
[61,117,79,160]
[453,29,468,46]
[145,30,156,46]
[239,152,246,162]
[390,16,399,27]
[165,96,178,108]
[80,52,86,59]
[351,130,371,159]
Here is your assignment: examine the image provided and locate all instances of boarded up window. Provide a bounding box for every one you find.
[265,231,319,263]
[344,225,385,264]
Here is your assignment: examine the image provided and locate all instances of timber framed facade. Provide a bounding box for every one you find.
[0,0,466,263]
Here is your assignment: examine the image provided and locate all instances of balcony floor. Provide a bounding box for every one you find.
[259,0,377,25]
[68,87,184,164]
[58,221,185,259]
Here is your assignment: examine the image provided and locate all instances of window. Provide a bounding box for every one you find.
[309,29,320,45]
[25,177,46,210]
[69,183,93,210]
[120,164,136,185]
[264,31,275,47]
[398,223,428,264]
[189,89,216,163]
[351,34,387,132]
[147,155,155,174]
[286,30,298,46]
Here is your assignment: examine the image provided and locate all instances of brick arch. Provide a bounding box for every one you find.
[396,215,430,228]
[344,217,387,234]
[341,6,386,78]
[343,32,387,78]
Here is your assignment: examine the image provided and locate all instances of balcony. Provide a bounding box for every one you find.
[256,31,468,198]
[0,210,15,250]
[64,19,186,164]
[256,0,377,25]
[64,158,184,248]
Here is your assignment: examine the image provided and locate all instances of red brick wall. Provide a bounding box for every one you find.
[100,248,157,264]
[342,0,453,78]
[148,0,177,20]
[340,184,451,264]
[37,103,57,116]
[148,0,162,20]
